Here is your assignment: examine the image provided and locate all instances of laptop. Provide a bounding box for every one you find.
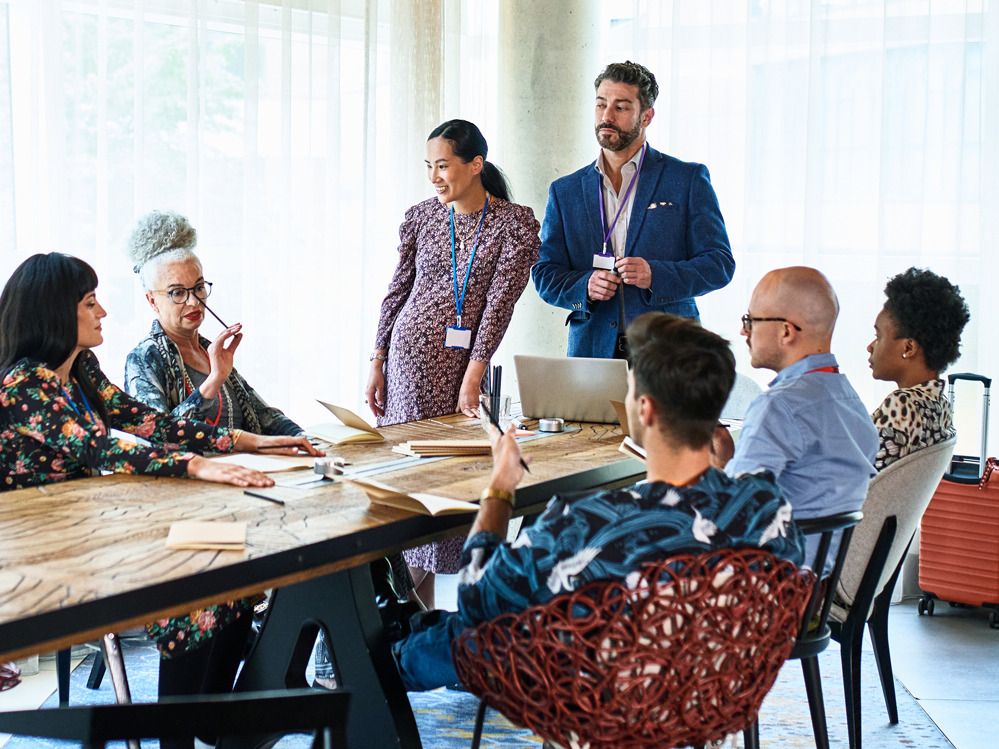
[514,354,629,424]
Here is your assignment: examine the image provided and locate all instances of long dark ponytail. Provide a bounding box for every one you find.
[0,253,110,425]
[427,119,511,201]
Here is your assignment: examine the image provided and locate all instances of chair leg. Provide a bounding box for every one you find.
[100,633,140,749]
[56,649,71,706]
[470,699,487,749]
[869,593,899,724]
[310,726,334,749]
[87,649,106,691]
[743,719,760,749]
[839,624,863,749]
[801,656,830,749]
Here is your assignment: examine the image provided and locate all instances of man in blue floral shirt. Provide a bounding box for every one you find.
[392,312,805,691]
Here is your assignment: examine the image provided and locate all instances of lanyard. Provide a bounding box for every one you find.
[62,382,96,424]
[597,143,647,254]
[805,366,840,374]
[449,196,489,327]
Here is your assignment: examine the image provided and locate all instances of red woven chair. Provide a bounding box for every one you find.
[452,547,814,749]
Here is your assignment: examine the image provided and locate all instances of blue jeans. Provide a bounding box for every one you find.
[391,609,467,692]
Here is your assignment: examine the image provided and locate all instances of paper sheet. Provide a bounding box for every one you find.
[166,521,246,551]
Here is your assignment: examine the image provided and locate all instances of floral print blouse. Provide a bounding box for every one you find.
[0,351,234,489]
[0,350,255,658]
[872,379,954,471]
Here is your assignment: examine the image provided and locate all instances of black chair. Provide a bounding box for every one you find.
[744,509,864,749]
[57,632,129,707]
[0,688,350,749]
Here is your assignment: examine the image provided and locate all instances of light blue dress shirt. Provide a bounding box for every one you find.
[726,353,878,568]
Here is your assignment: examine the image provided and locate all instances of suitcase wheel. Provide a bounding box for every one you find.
[990,611,999,630]
[918,596,935,616]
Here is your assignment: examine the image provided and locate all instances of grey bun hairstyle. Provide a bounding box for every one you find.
[127,211,198,275]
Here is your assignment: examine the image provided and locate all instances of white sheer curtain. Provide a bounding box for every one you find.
[0,0,499,425]
[601,0,999,452]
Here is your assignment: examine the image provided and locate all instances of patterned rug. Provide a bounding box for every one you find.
[5,637,952,748]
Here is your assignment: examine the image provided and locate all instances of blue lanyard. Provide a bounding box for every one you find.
[597,143,647,254]
[61,382,96,424]
[449,196,489,327]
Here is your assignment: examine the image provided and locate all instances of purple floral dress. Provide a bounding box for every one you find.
[374,196,540,573]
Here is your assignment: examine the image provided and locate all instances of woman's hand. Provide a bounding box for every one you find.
[235,433,325,457]
[457,359,487,418]
[186,455,274,487]
[365,360,386,418]
[201,323,243,400]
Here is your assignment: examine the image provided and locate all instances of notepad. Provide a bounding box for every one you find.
[208,454,317,473]
[166,521,247,551]
[350,477,479,516]
[307,401,384,445]
[393,439,492,458]
[619,436,646,462]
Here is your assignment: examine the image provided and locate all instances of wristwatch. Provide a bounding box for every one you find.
[480,486,515,507]
[369,352,387,362]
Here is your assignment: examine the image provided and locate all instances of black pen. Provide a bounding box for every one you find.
[199,299,230,328]
[481,402,531,473]
[244,489,285,506]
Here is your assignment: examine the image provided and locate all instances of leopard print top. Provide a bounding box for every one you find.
[872,379,954,471]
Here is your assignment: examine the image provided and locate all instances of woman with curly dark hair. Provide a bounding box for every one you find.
[867,267,970,470]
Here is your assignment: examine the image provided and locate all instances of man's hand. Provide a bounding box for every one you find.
[587,270,621,301]
[487,424,528,494]
[710,424,735,469]
[615,256,652,289]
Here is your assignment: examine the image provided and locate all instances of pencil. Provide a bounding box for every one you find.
[199,299,230,328]
[244,489,286,506]
[481,401,531,474]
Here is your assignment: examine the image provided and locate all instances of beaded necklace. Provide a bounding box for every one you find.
[180,367,232,428]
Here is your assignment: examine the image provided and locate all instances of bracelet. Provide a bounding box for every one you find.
[231,429,243,447]
[369,351,387,362]
[480,486,515,507]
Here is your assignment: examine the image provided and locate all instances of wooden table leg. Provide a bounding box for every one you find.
[222,565,422,749]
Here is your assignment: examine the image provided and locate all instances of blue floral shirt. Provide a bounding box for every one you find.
[455,467,804,628]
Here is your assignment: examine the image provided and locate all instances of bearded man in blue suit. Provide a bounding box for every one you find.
[533,61,735,358]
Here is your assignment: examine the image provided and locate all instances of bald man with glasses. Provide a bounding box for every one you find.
[722,267,878,563]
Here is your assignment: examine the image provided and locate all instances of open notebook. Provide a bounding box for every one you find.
[349,477,479,516]
[307,401,384,445]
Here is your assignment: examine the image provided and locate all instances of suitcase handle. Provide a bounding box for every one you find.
[948,372,993,388]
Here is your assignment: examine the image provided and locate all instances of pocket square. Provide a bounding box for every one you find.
[647,201,675,210]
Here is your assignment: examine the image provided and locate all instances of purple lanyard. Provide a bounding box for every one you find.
[597,143,647,254]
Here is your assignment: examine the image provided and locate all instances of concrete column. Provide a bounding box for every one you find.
[493,0,600,398]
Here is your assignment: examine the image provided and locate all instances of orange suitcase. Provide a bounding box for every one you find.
[918,373,999,628]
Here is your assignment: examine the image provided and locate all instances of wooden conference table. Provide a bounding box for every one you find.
[0,414,644,748]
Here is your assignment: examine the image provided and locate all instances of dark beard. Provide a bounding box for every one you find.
[595,119,642,152]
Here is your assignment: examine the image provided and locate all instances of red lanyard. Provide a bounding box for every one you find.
[805,366,840,374]
[183,378,224,427]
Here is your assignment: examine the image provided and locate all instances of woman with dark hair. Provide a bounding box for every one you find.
[365,119,540,606]
[0,253,320,748]
[867,267,970,470]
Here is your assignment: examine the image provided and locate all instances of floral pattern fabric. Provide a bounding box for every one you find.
[374,196,540,574]
[0,350,256,658]
[872,379,954,471]
[124,320,302,436]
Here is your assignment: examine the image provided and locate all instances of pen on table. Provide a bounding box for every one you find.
[244,489,285,506]
[198,299,230,328]
[480,401,530,474]
[427,418,455,429]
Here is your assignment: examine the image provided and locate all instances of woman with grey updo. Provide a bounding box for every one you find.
[124,210,302,435]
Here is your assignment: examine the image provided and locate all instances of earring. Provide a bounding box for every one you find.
[901,353,908,359]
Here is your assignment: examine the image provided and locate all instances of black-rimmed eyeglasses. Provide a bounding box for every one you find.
[153,282,213,305]
[741,314,802,333]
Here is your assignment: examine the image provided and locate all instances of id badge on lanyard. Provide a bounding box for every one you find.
[446,197,490,350]
[596,144,646,269]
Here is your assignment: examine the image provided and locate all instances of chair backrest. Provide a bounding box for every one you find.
[721,372,763,420]
[792,510,864,659]
[452,547,814,749]
[833,437,956,622]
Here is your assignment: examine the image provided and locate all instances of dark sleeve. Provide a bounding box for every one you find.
[124,341,215,422]
[532,181,592,317]
[374,207,419,350]
[643,164,735,302]
[230,369,303,436]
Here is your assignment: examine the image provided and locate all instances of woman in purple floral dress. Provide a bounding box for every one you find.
[365,120,540,607]
[0,253,319,749]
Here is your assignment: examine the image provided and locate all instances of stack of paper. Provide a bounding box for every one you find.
[392,439,492,458]
[166,521,247,551]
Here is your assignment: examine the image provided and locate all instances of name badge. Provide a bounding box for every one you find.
[592,252,615,271]
[444,326,472,349]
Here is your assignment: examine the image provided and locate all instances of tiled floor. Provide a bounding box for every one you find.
[2,584,995,748]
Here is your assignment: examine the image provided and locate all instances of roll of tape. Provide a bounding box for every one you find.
[538,417,565,433]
